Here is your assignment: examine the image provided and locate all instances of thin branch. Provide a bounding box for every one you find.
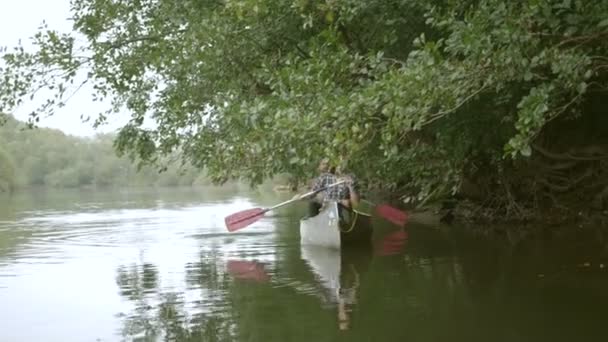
[422,85,488,126]
[63,78,89,104]
[294,43,311,59]
[523,92,586,145]
[555,32,608,49]
[544,92,583,126]
[382,57,406,67]
[100,29,187,51]
[590,55,608,62]
[592,63,608,72]
[532,143,608,161]
[587,81,608,92]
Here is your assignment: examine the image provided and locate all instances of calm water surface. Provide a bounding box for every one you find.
[1,186,608,342]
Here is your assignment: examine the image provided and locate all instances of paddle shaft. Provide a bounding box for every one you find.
[225,180,345,230]
[265,180,346,213]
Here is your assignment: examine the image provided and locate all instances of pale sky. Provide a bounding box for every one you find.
[0,0,129,137]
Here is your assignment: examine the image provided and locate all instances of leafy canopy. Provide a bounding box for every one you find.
[1,0,607,210]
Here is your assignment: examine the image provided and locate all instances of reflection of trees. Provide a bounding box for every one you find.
[115,262,161,340]
[227,281,339,342]
[0,145,15,194]
[116,253,236,342]
[151,292,233,342]
[115,245,373,341]
[185,249,228,290]
[0,220,37,260]
[113,220,608,341]
[352,225,608,342]
[116,263,159,300]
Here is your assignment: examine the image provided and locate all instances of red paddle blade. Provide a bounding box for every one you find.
[225,208,266,232]
[375,229,409,256]
[227,260,270,282]
[376,204,409,226]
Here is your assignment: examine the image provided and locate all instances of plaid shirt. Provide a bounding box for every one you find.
[311,172,339,200]
[333,174,359,200]
[311,173,358,201]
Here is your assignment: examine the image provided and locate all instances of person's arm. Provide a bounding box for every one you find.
[342,175,359,207]
[348,183,359,207]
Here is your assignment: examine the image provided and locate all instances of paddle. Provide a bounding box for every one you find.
[375,203,409,226]
[358,199,409,226]
[224,180,346,232]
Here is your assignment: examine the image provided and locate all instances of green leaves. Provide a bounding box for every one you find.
[507,84,553,158]
[1,0,607,214]
[0,143,16,193]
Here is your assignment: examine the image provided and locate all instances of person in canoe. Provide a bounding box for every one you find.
[328,160,362,225]
[296,158,361,215]
[292,158,336,214]
[301,158,338,216]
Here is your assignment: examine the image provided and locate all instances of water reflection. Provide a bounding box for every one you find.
[374,228,408,256]
[226,260,271,283]
[300,245,372,331]
[116,251,235,341]
[3,188,608,342]
[185,249,228,291]
[116,262,159,300]
[114,244,376,340]
[65,221,608,341]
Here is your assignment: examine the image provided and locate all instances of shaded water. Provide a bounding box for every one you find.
[1,186,608,342]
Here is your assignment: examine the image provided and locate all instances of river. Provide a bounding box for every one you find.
[1,186,607,341]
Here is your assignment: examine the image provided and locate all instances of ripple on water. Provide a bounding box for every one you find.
[0,194,292,341]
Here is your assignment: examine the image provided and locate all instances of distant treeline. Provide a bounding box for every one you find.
[0,115,214,191]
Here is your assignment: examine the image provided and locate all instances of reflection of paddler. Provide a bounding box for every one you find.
[300,244,371,331]
[337,263,360,331]
[336,246,371,331]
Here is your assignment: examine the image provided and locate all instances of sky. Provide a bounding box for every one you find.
[0,0,128,137]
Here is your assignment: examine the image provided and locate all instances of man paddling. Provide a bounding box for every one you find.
[304,158,338,216]
[297,158,361,215]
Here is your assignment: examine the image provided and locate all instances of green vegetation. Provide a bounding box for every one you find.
[0,115,211,189]
[0,144,15,193]
[1,0,607,222]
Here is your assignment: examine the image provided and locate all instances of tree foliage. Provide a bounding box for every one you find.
[0,115,210,189]
[1,0,608,220]
[0,140,16,193]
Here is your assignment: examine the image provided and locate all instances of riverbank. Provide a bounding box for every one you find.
[373,195,608,240]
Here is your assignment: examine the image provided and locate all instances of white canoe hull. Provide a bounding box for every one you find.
[300,201,342,249]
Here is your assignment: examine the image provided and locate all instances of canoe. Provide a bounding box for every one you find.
[300,201,373,249]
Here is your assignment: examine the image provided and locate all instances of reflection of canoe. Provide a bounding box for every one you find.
[300,201,373,249]
[300,245,341,302]
[300,243,372,327]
